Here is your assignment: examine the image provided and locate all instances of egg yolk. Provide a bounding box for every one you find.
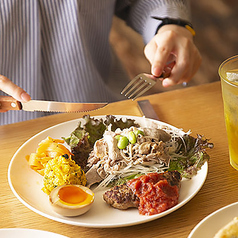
[58,185,88,204]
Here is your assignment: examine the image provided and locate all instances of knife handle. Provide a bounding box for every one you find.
[0,96,22,111]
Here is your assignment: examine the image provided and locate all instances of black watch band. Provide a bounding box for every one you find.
[152,16,195,36]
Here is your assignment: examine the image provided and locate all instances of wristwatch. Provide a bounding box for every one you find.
[152,16,196,36]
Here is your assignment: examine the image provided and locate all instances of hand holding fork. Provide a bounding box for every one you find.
[121,24,201,100]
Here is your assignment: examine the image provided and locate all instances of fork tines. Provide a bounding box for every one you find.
[121,73,156,100]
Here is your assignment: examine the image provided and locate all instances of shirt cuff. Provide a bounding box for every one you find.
[142,8,191,44]
[127,1,191,44]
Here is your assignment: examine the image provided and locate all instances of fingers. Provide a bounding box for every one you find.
[144,32,174,77]
[162,39,191,87]
[0,75,31,102]
[162,49,201,87]
[162,50,201,87]
[164,45,201,87]
[144,25,202,87]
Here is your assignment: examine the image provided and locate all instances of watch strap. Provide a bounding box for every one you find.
[152,16,196,36]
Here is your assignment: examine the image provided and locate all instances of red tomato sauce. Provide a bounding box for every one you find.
[127,173,179,215]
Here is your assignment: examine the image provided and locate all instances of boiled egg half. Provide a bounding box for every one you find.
[49,184,94,217]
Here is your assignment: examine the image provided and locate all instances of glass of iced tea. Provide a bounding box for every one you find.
[219,55,238,170]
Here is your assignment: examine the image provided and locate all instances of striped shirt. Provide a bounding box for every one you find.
[0,0,190,125]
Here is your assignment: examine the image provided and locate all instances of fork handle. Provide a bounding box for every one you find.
[161,70,171,79]
[0,96,22,110]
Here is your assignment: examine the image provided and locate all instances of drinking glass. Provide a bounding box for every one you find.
[219,55,238,170]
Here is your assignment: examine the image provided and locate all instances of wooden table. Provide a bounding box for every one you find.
[0,81,236,237]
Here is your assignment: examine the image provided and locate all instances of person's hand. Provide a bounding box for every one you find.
[0,74,31,112]
[144,24,201,87]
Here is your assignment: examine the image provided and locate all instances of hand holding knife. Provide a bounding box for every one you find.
[0,96,108,113]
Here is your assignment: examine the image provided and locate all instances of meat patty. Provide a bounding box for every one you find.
[103,184,139,210]
[103,170,181,210]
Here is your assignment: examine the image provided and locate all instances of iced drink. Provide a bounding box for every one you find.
[219,55,238,170]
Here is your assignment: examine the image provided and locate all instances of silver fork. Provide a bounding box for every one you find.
[121,72,168,100]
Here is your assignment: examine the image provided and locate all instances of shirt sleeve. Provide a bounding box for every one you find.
[115,0,191,44]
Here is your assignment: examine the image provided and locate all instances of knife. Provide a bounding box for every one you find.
[137,100,160,120]
[0,96,108,112]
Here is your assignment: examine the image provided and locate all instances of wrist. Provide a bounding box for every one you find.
[157,24,194,41]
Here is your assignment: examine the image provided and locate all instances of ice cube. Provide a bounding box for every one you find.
[226,69,238,82]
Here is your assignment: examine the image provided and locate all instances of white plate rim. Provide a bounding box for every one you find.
[8,115,208,228]
[188,201,238,238]
[0,228,68,237]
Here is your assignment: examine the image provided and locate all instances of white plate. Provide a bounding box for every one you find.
[188,202,238,238]
[8,115,208,228]
[0,228,68,238]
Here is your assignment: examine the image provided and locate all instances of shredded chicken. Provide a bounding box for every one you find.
[87,127,171,181]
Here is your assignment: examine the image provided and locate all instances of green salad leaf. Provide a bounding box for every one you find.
[168,134,214,178]
[63,115,214,182]
[108,134,214,186]
[63,115,139,170]
[62,122,86,148]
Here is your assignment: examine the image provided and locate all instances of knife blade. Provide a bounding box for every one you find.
[0,96,108,112]
[137,100,160,120]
